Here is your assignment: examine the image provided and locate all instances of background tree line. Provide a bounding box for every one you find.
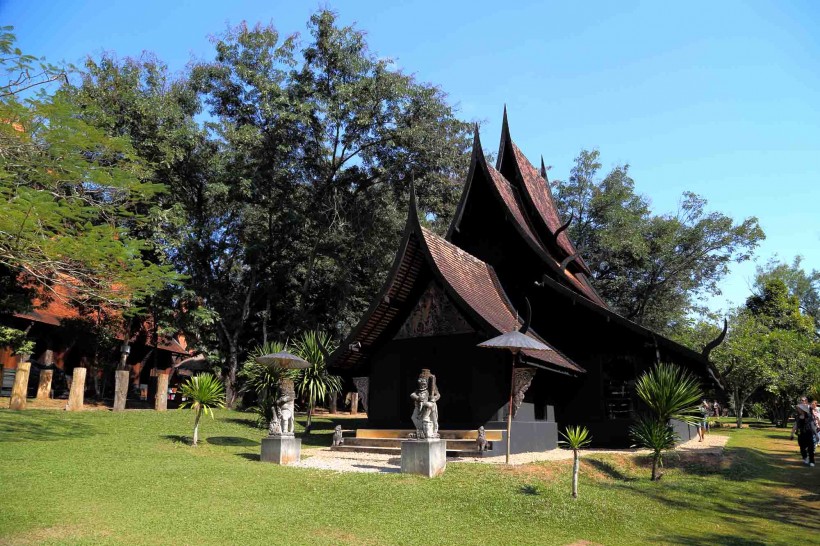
[2,10,790,408]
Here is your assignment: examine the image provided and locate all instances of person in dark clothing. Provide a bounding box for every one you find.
[791,397,816,467]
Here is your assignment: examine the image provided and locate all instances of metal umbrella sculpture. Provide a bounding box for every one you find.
[255,351,311,436]
[478,299,551,464]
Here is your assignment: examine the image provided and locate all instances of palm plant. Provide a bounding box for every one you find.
[630,415,677,481]
[179,373,226,446]
[292,330,342,434]
[558,425,592,498]
[634,362,703,425]
[630,362,703,480]
[239,341,298,429]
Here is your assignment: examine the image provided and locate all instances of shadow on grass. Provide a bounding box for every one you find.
[519,484,540,495]
[224,417,260,429]
[586,458,638,481]
[207,436,257,447]
[0,411,97,442]
[237,452,260,461]
[163,434,190,445]
[664,532,770,545]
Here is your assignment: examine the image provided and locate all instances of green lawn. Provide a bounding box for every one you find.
[0,408,817,546]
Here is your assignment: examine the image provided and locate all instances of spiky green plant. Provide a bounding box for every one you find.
[239,341,298,429]
[630,415,677,481]
[631,362,703,480]
[559,425,592,498]
[292,330,342,433]
[179,373,226,446]
[635,362,703,426]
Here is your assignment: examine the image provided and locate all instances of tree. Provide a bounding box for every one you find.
[744,278,819,426]
[630,363,703,480]
[710,311,774,428]
[552,149,764,331]
[292,331,342,433]
[558,425,591,498]
[755,256,820,332]
[179,373,226,446]
[0,29,178,313]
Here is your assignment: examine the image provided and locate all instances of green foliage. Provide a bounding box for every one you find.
[239,340,298,427]
[179,373,226,445]
[0,29,178,313]
[634,363,703,426]
[629,415,677,481]
[0,325,34,355]
[559,425,592,451]
[292,330,342,432]
[755,256,820,332]
[553,149,764,331]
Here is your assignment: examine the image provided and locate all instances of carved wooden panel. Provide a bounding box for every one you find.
[394,283,474,339]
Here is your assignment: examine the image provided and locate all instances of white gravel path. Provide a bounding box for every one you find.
[293,433,729,473]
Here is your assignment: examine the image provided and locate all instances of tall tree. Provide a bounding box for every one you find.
[553,149,765,331]
[0,28,177,313]
[754,256,819,332]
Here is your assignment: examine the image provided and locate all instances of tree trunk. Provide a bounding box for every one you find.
[328,392,337,414]
[9,360,31,410]
[224,343,239,409]
[113,370,129,411]
[651,453,660,481]
[155,372,169,412]
[67,367,86,411]
[192,408,202,446]
[305,404,313,434]
[36,370,53,400]
[572,451,580,498]
[349,392,359,415]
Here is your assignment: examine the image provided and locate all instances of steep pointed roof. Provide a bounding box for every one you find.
[329,188,583,374]
[448,125,606,306]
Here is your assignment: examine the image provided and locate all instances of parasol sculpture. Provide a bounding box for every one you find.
[255,351,311,370]
[175,355,211,371]
[478,299,551,464]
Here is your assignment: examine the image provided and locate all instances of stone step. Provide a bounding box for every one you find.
[355,429,503,441]
[342,437,490,449]
[329,444,489,458]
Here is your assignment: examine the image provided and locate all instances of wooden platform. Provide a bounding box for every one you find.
[330,429,503,457]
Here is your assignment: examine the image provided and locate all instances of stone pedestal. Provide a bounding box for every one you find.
[400,439,447,477]
[261,435,301,465]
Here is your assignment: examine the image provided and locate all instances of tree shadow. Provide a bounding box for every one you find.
[224,417,260,429]
[207,436,257,447]
[585,458,638,481]
[162,434,190,445]
[664,532,770,545]
[0,411,96,442]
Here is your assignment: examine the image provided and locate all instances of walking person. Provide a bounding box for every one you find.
[790,397,816,467]
[697,399,710,442]
[811,400,820,447]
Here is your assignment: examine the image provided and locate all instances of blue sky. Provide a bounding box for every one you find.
[3,0,818,316]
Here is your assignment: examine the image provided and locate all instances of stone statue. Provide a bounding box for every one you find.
[332,425,344,446]
[269,379,296,437]
[476,426,488,452]
[410,369,440,439]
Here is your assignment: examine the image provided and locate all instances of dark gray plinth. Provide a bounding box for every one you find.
[261,435,301,465]
[400,439,446,477]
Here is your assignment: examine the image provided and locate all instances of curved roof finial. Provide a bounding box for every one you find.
[540,156,548,180]
[702,318,728,359]
[518,297,532,334]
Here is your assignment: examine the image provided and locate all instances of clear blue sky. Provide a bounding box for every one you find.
[3,0,818,316]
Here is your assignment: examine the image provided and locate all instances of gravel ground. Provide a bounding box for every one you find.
[294,433,729,473]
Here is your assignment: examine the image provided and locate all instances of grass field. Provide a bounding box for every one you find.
[0,407,817,545]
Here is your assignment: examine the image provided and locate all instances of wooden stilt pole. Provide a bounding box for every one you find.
[155,372,169,412]
[9,360,31,410]
[67,367,86,411]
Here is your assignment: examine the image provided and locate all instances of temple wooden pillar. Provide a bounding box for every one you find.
[67,367,86,411]
[9,360,30,410]
[349,392,359,415]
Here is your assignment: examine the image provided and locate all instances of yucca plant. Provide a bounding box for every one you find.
[559,425,592,498]
[631,363,703,480]
[292,330,342,434]
[634,362,703,426]
[179,373,226,446]
[630,415,677,481]
[239,341,298,430]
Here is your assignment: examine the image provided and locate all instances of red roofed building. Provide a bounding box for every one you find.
[329,111,722,451]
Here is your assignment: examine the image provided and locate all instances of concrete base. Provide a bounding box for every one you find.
[400,439,447,477]
[261,435,301,465]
